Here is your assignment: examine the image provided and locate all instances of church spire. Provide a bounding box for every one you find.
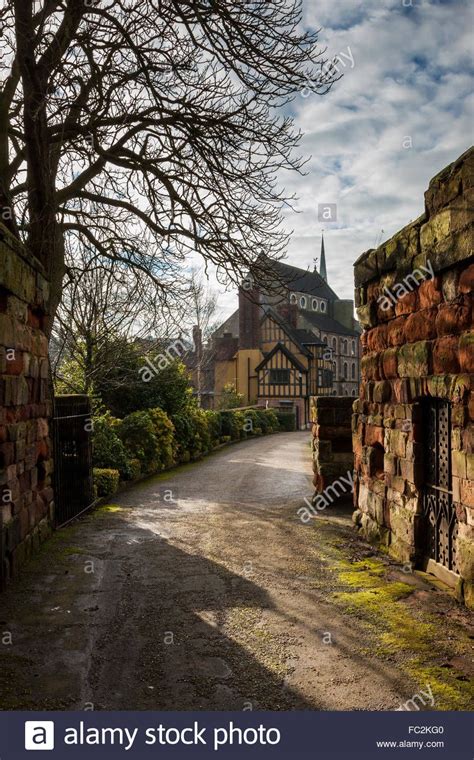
[319,232,327,282]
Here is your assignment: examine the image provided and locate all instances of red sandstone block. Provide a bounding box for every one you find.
[460,478,474,508]
[395,289,418,316]
[4,350,23,376]
[361,354,381,381]
[469,392,474,421]
[419,276,443,308]
[432,336,460,374]
[435,300,472,337]
[459,331,474,373]
[0,442,15,467]
[365,425,384,447]
[387,316,406,346]
[367,324,388,352]
[459,263,474,294]
[404,308,438,342]
[36,439,49,460]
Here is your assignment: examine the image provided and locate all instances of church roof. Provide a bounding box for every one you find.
[302,311,361,337]
[261,257,338,301]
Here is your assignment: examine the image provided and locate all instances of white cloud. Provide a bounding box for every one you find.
[210,0,473,324]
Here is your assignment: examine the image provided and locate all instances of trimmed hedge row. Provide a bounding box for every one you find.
[92,406,295,497]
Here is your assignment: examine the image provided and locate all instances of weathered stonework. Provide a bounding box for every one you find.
[353,147,474,607]
[0,224,54,585]
[311,396,353,493]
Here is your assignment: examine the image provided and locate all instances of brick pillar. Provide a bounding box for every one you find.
[352,146,474,607]
[0,224,53,583]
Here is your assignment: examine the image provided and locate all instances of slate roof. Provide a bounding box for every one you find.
[293,329,326,346]
[302,311,361,337]
[260,256,338,301]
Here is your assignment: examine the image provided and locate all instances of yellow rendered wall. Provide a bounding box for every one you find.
[235,349,262,405]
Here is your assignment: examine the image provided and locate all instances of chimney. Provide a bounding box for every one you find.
[192,325,202,360]
[238,287,261,349]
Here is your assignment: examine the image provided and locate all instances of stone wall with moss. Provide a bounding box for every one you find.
[310,396,353,494]
[0,224,54,585]
[352,147,474,607]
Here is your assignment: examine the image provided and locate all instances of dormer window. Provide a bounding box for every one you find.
[320,301,326,312]
[290,293,297,304]
[300,296,307,309]
[312,299,318,311]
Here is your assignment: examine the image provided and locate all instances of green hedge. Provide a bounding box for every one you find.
[92,412,131,479]
[94,468,120,496]
[91,404,295,499]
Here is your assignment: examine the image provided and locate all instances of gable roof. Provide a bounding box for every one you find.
[255,342,307,374]
[259,255,338,301]
[301,311,361,337]
[262,307,313,357]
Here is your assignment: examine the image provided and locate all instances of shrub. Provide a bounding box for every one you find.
[189,408,212,457]
[218,409,240,441]
[217,383,244,410]
[171,410,196,462]
[205,410,222,447]
[127,458,141,479]
[172,408,212,460]
[93,468,120,497]
[257,408,279,434]
[117,411,160,473]
[92,413,131,479]
[241,409,259,436]
[147,407,176,469]
[274,409,296,431]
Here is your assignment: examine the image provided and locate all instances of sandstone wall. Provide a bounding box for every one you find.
[311,396,353,494]
[0,224,54,585]
[352,147,473,606]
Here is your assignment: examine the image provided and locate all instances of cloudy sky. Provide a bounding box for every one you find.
[213,0,473,322]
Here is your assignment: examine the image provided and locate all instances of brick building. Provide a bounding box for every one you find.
[352,147,474,607]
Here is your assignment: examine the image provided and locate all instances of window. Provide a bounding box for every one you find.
[352,389,357,396]
[332,337,337,350]
[290,293,297,304]
[320,301,326,312]
[317,368,333,388]
[312,299,318,311]
[351,362,356,380]
[300,296,307,309]
[269,368,291,384]
[343,361,348,379]
[351,340,356,356]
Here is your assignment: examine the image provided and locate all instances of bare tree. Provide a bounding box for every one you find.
[50,251,177,394]
[183,269,218,405]
[0,1,339,332]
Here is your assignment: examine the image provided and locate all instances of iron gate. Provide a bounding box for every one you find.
[422,398,459,573]
[53,395,94,527]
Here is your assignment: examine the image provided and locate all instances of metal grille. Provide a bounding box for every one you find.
[53,395,94,527]
[422,399,459,574]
